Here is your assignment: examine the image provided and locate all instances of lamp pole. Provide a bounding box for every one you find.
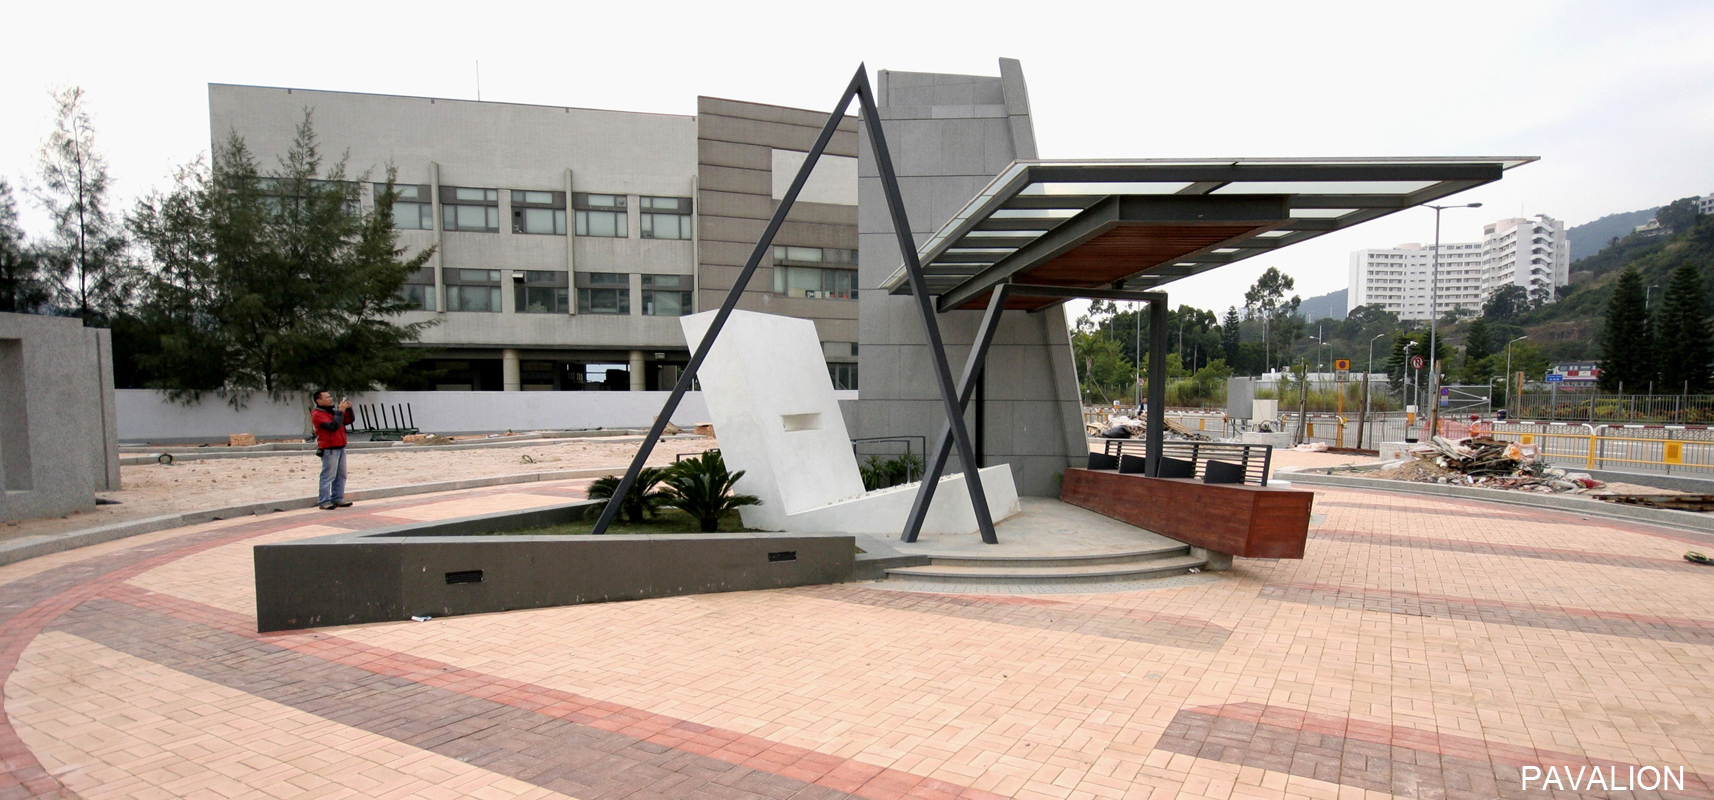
[1504,334,1529,414]
[1425,201,1483,439]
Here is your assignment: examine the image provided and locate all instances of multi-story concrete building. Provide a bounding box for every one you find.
[209,86,859,392]
[1698,193,1714,216]
[1346,214,1569,320]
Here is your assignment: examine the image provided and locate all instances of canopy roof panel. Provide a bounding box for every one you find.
[878,157,1537,312]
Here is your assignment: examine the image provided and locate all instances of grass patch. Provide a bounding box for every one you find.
[498,508,759,536]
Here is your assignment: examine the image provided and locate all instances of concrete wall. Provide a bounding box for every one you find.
[852,60,1087,496]
[253,501,855,631]
[116,387,860,442]
[695,97,861,361]
[0,313,120,521]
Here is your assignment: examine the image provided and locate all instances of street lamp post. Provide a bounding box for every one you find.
[1403,340,1418,427]
[1360,332,1385,448]
[1425,201,1483,439]
[1504,334,1529,414]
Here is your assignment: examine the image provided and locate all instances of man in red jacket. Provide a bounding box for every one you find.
[311,390,356,510]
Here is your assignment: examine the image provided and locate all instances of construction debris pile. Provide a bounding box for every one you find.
[1384,436,1606,493]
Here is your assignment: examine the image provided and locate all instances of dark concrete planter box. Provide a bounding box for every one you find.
[254,500,855,632]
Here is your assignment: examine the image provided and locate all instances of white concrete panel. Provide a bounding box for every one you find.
[681,310,866,523]
[775,465,1020,535]
[770,149,858,206]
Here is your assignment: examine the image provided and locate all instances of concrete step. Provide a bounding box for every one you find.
[924,544,1189,569]
[884,554,1207,586]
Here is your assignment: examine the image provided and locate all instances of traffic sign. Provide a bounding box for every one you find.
[1545,374,1564,382]
[1410,355,1425,370]
[1334,359,1350,371]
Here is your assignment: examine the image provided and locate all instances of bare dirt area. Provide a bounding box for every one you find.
[1,436,717,545]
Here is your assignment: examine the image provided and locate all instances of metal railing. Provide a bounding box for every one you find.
[352,403,418,441]
[1466,421,1714,475]
[1513,392,1714,424]
[1095,438,1274,486]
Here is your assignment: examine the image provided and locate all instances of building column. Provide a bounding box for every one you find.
[502,349,521,392]
[629,350,647,392]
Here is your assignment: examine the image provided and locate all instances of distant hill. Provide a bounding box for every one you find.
[1568,208,1658,263]
[1299,289,1347,321]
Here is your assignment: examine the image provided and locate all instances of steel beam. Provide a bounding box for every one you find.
[1146,294,1169,477]
[589,66,865,535]
[900,285,1011,542]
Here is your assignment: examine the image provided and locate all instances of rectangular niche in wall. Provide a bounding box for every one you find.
[0,339,29,491]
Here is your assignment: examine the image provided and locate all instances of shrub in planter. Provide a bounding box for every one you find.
[660,451,761,532]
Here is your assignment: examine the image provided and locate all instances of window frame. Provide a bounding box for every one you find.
[576,272,631,315]
[641,274,693,317]
[511,190,568,236]
[440,186,501,233]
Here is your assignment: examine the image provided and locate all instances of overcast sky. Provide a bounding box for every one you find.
[5,0,1713,316]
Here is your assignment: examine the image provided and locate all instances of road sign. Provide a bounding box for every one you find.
[1334,359,1350,371]
[1410,355,1425,370]
[1545,373,1564,382]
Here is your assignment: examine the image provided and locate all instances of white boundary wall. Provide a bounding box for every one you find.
[117,389,859,443]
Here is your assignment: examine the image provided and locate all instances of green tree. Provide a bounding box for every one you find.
[1653,261,1712,394]
[1072,329,1133,403]
[1655,197,1700,234]
[1221,306,1241,366]
[1244,267,1299,372]
[1483,285,1529,322]
[0,180,50,313]
[1463,317,1494,361]
[35,87,131,323]
[128,114,435,404]
[587,467,671,523]
[1597,267,1653,392]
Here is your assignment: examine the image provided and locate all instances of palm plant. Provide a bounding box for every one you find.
[659,451,761,532]
[587,466,670,523]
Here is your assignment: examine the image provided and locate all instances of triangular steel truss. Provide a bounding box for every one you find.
[590,64,998,543]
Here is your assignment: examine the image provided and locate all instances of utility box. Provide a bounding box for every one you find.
[1252,399,1280,422]
[1226,377,1255,419]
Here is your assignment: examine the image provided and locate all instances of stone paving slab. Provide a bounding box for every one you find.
[0,479,1708,799]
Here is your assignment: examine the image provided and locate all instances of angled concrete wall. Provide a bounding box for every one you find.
[853,59,1086,496]
[0,312,120,521]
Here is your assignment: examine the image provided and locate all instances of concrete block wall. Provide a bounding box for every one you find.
[853,60,1086,496]
[0,313,120,521]
[115,388,860,443]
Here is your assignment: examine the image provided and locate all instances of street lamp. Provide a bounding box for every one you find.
[1403,339,1418,412]
[1363,332,1385,446]
[1504,334,1529,413]
[1425,201,1483,437]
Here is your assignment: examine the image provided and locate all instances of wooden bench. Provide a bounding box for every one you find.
[1059,468,1312,558]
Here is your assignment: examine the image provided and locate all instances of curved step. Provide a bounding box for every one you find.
[884,555,1206,585]
[925,544,1189,569]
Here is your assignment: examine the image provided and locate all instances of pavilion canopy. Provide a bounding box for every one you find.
[878,157,1537,312]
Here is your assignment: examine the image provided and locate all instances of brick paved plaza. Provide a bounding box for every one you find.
[0,478,1709,800]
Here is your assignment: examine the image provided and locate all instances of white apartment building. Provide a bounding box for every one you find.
[1699,193,1714,216]
[1346,214,1570,321]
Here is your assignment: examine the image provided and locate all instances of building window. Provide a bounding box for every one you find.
[828,362,859,391]
[515,270,570,313]
[399,267,436,311]
[377,183,433,230]
[773,245,856,266]
[511,190,567,235]
[639,196,692,240]
[773,265,857,299]
[577,272,630,314]
[642,274,692,316]
[441,187,499,232]
[574,193,628,237]
[446,268,501,312]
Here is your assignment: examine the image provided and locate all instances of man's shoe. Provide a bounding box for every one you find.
[318,502,336,510]
[336,501,353,508]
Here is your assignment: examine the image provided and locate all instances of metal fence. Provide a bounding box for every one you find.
[1464,421,1714,476]
[1512,392,1714,424]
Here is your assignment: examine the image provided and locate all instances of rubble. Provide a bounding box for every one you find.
[1377,435,1607,494]
[1093,415,1214,442]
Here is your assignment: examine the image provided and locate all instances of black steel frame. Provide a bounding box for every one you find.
[590,64,995,542]
[898,283,1169,542]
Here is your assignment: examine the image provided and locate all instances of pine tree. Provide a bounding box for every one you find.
[1653,262,1712,394]
[1221,306,1241,367]
[1463,317,1493,362]
[35,87,131,323]
[0,180,50,313]
[1598,267,1653,392]
[129,114,435,404]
